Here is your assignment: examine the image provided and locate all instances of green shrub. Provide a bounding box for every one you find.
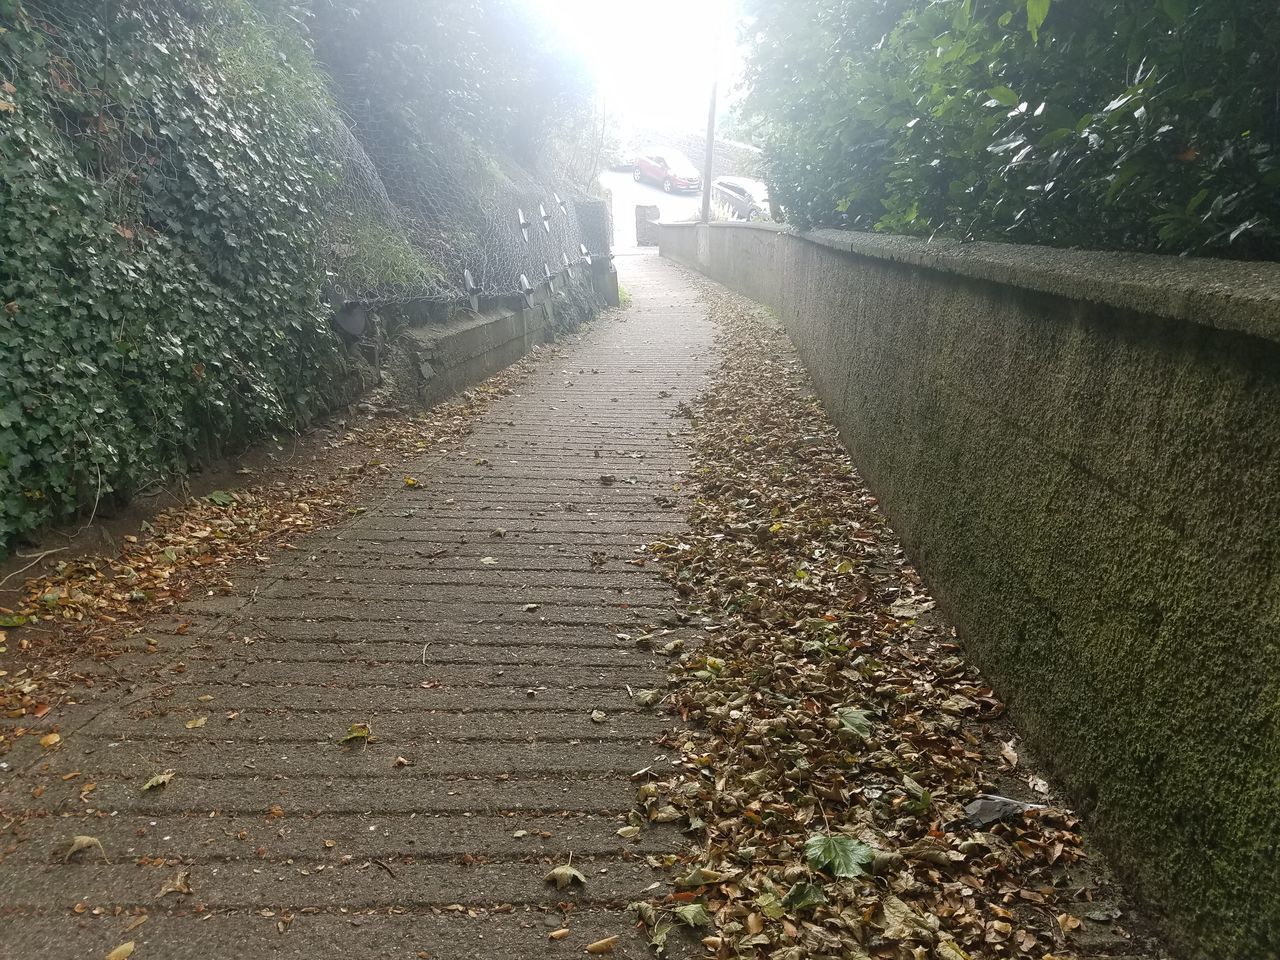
[0,0,349,554]
[740,0,1280,258]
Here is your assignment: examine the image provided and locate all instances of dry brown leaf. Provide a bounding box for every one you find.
[105,943,135,960]
[141,770,174,791]
[63,835,107,863]
[584,936,618,954]
[156,869,192,899]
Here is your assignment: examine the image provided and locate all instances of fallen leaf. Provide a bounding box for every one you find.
[1000,741,1019,768]
[782,882,826,911]
[141,770,175,791]
[63,835,107,863]
[184,717,207,729]
[585,936,618,954]
[105,943,135,960]
[40,732,61,748]
[836,707,873,739]
[156,868,192,898]
[549,928,571,941]
[545,863,587,890]
[336,722,371,745]
[674,903,713,927]
[803,833,875,879]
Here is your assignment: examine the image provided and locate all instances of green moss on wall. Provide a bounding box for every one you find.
[672,225,1280,959]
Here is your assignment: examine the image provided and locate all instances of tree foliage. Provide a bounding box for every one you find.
[740,0,1280,258]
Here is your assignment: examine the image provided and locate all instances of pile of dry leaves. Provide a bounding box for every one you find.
[632,285,1162,960]
[0,345,555,736]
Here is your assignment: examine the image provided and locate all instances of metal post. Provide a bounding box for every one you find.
[700,80,717,223]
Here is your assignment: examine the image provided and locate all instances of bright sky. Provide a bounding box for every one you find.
[524,0,740,133]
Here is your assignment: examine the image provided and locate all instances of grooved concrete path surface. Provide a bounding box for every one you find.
[0,253,714,959]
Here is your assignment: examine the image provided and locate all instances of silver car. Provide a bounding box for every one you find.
[711,177,771,221]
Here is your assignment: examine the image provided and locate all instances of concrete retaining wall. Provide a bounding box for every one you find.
[386,263,603,408]
[660,221,1280,960]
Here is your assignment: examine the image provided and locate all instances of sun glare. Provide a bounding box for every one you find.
[524,0,737,133]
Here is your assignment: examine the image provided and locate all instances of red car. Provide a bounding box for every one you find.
[633,148,702,193]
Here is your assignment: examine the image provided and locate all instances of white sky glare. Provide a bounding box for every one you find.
[523,0,739,133]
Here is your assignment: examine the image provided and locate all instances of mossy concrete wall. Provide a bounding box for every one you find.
[660,222,1280,960]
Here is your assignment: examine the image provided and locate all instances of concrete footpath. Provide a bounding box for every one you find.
[0,253,714,958]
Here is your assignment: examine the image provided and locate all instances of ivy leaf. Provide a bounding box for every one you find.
[804,833,875,879]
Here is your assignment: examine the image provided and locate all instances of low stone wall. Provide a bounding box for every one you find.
[385,264,602,408]
[660,221,1280,960]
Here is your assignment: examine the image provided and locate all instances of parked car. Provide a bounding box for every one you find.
[712,176,771,220]
[633,148,702,193]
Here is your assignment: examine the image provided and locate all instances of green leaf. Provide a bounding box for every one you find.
[207,490,234,507]
[336,722,371,745]
[756,890,785,919]
[673,903,713,927]
[986,86,1019,107]
[782,881,827,911]
[837,708,873,739]
[804,833,875,879]
[0,615,27,627]
[1026,0,1050,42]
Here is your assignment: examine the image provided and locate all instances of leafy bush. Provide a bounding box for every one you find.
[740,0,1280,258]
[0,0,352,556]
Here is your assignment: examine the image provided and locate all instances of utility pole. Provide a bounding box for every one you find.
[700,79,717,223]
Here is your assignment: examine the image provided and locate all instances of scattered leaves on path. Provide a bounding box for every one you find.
[0,345,560,740]
[632,283,1162,959]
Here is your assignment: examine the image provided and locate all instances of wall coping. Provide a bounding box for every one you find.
[658,221,1280,345]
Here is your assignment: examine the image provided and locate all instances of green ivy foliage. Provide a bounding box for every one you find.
[740,0,1280,258]
[0,0,352,556]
